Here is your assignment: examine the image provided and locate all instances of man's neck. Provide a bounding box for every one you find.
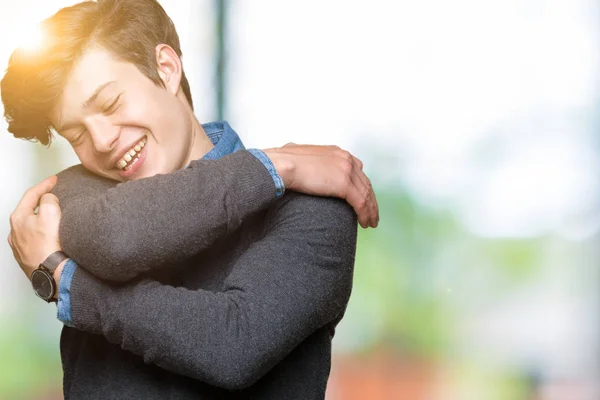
[183,111,214,166]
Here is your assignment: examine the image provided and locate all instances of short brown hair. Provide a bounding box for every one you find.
[1,0,193,145]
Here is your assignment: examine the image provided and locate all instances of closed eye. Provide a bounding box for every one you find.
[72,128,87,144]
[103,94,121,114]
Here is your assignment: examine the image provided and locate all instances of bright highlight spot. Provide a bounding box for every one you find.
[17,24,46,53]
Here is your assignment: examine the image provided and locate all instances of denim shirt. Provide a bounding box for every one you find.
[57,121,284,326]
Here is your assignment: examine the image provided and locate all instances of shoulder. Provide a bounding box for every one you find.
[53,164,116,205]
[277,190,355,216]
[268,191,358,240]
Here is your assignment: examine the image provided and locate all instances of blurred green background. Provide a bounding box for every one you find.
[1,0,599,399]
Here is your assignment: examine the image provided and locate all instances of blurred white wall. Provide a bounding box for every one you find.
[228,0,599,239]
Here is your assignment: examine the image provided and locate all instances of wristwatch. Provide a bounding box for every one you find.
[31,251,68,303]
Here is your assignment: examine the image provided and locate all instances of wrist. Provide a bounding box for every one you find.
[263,148,295,188]
[52,258,69,301]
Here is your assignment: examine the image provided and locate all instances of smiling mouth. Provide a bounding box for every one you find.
[116,136,147,171]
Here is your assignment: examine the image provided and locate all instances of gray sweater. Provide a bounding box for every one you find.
[52,150,357,399]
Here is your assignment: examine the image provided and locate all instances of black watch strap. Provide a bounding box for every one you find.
[40,251,68,273]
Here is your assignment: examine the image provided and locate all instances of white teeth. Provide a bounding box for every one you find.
[116,136,147,170]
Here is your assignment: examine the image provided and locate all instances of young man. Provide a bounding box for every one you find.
[4,0,379,398]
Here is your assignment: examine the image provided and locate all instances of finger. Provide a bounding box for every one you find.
[328,150,369,228]
[39,192,59,205]
[368,179,380,228]
[346,166,369,228]
[7,232,12,248]
[349,156,377,228]
[354,164,379,228]
[353,156,364,171]
[14,176,58,217]
[363,176,378,228]
[362,184,377,229]
[39,193,60,209]
[39,193,61,217]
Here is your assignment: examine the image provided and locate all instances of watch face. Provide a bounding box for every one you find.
[31,269,54,300]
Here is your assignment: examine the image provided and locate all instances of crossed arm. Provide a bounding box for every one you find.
[9,146,364,388]
[53,150,356,388]
[54,151,280,281]
[67,191,356,389]
[10,144,376,281]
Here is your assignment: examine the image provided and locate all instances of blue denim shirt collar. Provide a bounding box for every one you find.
[200,121,246,161]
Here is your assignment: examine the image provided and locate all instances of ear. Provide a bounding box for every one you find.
[155,44,182,94]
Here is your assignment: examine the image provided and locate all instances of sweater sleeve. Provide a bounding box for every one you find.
[68,192,357,390]
[52,150,278,282]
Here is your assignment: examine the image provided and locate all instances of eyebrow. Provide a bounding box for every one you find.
[81,81,116,109]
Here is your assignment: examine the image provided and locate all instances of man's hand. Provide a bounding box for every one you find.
[8,176,63,279]
[264,144,379,228]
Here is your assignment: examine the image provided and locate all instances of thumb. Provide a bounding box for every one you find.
[38,193,61,217]
[39,192,59,205]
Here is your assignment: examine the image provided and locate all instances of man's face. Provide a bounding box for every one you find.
[50,46,193,182]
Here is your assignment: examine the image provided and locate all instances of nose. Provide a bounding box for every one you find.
[86,117,119,153]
